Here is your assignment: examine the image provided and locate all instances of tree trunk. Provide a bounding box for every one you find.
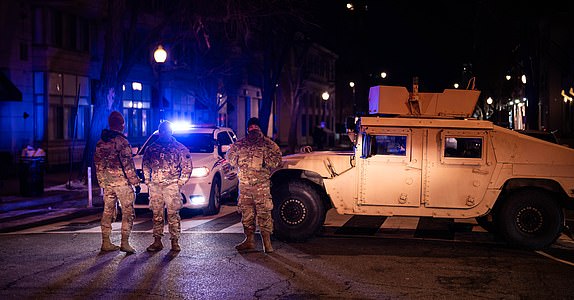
[79,0,125,181]
[287,97,300,154]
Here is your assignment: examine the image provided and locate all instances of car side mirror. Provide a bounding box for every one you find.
[218,144,231,157]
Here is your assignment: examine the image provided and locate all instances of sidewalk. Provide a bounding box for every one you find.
[0,169,103,232]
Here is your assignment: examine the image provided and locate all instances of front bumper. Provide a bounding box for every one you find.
[134,178,212,209]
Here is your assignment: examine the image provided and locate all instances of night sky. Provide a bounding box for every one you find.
[310,1,571,94]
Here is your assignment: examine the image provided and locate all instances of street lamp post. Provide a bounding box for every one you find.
[321,91,330,125]
[349,81,356,114]
[154,45,167,122]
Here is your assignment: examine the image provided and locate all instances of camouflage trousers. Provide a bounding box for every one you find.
[101,185,135,237]
[237,181,273,234]
[149,183,183,240]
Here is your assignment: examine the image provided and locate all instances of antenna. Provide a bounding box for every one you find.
[407,76,421,115]
[466,77,476,90]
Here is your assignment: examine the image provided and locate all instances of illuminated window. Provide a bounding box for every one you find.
[122,82,151,138]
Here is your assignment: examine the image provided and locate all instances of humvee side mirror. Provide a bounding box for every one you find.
[346,116,358,145]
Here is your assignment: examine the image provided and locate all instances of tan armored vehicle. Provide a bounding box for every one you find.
[270,85,574,249]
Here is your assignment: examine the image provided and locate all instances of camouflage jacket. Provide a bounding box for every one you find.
[94,129,140,188]
[226,129,282,185]
[142,135,193,186]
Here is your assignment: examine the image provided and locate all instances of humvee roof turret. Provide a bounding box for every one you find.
[271,85,574,250]
[368,85,480,117]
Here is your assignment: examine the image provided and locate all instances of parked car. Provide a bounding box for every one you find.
[133,124,239,215]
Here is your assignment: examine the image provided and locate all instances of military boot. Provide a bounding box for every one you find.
[146,237,163,252]
[120,236,136,254]
[261,232,274,253]
[101,233,120,252]
[235,230,255,252]
[171,239,181,252]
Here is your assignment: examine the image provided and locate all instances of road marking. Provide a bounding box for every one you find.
[2,206,572,252]
[535,251,574,267]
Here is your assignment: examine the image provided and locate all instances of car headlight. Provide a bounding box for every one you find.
[191,167,210,177]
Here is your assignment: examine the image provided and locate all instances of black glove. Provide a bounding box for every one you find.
[134,185,141,194]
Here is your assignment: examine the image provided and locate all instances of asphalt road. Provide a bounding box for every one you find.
[0,206,573,299]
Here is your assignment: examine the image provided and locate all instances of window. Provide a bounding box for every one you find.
[444,137,482,158]
[175,133,215,153]
[217,131,232,146]
[32,7,91,53]
[122,82,151,138]
[45,72,90,141]
[372,135,407,156]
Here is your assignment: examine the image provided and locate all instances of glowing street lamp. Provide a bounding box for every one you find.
[154,45,167,121]
[154,45,167,63]
[322,91,330,101]
[380,72,387,79]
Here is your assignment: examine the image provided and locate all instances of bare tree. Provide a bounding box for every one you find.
[80,0,314,180]
[283,34,312,153]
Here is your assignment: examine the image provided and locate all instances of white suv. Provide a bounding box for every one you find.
[133,124,239,215]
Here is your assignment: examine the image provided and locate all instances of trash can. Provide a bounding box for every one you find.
[19,157,45,197]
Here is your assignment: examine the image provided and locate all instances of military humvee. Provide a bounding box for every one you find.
[270,85,574,250]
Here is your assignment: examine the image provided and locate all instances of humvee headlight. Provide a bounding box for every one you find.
[191,167,209,177]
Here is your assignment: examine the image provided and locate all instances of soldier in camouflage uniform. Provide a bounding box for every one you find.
[225,117,282,253]
[94,111,141,253]
[143,121,193,252]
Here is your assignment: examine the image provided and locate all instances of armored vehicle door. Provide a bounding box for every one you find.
[358,128,423,207]
[423,129,494,209]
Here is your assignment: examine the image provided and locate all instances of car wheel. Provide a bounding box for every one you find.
[271,180,326,242]
[497,189,563,250]
[203,176,221,216]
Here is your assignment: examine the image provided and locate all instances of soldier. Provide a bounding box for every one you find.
[94,111,140,253]
[143,121,193,252]
[226,117,282,253]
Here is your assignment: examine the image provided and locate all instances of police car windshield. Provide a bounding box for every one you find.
[174,133,215,153]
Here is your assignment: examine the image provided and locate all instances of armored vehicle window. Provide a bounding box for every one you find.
[372,135,407,156]
[361,133,371,158]
[444,137,482,158]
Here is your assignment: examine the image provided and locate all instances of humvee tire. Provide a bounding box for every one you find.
[497,189,563,250]
[272,180,326,241]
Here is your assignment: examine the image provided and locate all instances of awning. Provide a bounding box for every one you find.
[0,72,22,101]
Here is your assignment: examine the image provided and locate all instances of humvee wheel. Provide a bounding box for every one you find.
[497,190,563,250]
[272,180,326,241]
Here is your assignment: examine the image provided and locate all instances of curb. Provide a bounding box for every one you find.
[0,207,102,233]
[0,192,87,213]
